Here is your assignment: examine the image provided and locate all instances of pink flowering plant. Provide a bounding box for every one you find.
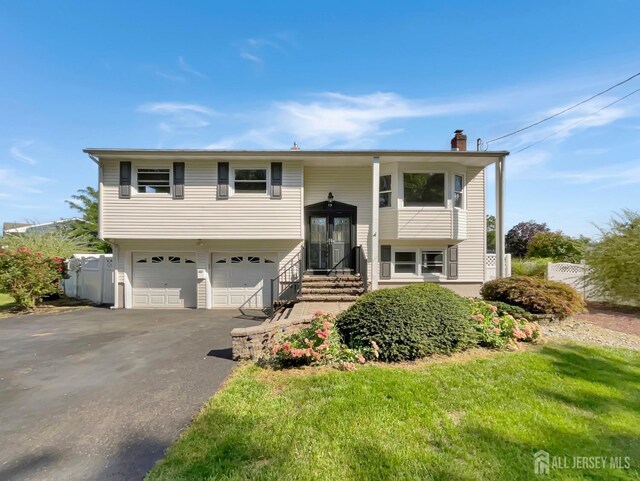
[469,300,541,349]
[0,247,68,310]
[269,312,373,368]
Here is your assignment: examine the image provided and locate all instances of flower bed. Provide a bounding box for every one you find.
[469,300,542,349]
[269,312,375,370]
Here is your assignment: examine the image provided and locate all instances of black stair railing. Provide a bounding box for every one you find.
[355,245,368,293]
[269,246,304,317]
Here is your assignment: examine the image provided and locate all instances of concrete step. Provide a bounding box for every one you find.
[297,294,360,302]
[301,281,363,288]
[302,275,361,283]
[301,287,364,295]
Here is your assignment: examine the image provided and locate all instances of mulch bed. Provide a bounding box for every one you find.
[574,302,640,337]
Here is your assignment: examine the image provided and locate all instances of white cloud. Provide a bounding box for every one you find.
[10,142,38,165]
[0,168,53,198]
[238,34,293,64]
[177,56,208,79]
[154,70,186,82]
[555,161,640,188]
[240,51,262,64]
[205,91,497,149]
[138,102,218,133]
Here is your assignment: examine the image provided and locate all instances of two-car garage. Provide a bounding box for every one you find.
[130,251,278,309]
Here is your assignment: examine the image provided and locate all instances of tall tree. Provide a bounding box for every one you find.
[505,221,549,258]
[486,215,496,252]
[66,186,111,253]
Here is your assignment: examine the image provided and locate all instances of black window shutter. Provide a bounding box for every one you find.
[448,245,458,279]
[271,162,282,198]
[173,162,185,199]
[218,162,229,199]
[119,161,131,199]
[380,245,392,279]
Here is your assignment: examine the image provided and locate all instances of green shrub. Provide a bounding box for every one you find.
[527,231,585,262]
[511,257,551,278]
[269,312,370,369]
[481,276,585,319]
[586,210,640,305]
[336,283,476,362]
[0,247,68,310]
[470,300,541,349]
[485,300,535,321]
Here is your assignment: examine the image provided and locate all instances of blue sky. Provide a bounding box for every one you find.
[1,0,639,237]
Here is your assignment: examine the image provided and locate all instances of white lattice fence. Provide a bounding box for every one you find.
[546,262,596,299]
[485,254,512,281]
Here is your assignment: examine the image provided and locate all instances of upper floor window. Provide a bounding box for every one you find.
[454,174,464,208]
[379,175,392,208]
[234,168,267,193]
[403,173,445,207]
[137,168,171,194]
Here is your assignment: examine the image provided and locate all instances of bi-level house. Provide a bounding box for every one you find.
[84,130,508,310]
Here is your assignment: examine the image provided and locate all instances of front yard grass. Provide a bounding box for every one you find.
[0,292,16,312]
[147,343,640,480]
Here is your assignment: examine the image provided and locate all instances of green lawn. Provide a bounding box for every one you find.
[0,293,16,312]
[147,343,640,480]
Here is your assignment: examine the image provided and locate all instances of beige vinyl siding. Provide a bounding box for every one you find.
[452,209,468,240]
[101,159,303,239]
[397,208,452,238]
[457,167,485,282]
[379,209,397,239]
[304,166,372,273]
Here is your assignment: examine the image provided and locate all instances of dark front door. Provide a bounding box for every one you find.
[308,214,352,273]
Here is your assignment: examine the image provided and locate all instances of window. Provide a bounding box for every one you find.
[137,168,171,194]
[379,175,392,208]
[421,250,444,274]
[403,173,445,206]
[234,169,267,193]
[454,175,464,208]
[394,251,416,274]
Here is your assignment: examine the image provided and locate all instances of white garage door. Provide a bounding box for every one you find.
[132,253,197,308]
[211,253,278,308]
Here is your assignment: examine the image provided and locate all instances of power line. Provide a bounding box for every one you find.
[512,86,640,155]
[486,71,640,144]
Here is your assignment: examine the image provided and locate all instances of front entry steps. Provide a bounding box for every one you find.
[297,274,364,302]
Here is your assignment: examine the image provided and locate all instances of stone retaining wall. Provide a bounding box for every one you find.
[231,317,314,360]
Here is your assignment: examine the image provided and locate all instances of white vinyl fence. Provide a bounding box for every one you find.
[485,254,512,281]
[64,254,114,305]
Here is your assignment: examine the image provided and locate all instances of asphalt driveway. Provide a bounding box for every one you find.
[0,307,264,481]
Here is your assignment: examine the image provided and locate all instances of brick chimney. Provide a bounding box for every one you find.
[291,141,300,151]
[450,129,467,151]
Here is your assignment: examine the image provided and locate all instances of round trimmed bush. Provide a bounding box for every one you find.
[481,276,585,319]
[335,283,476,362]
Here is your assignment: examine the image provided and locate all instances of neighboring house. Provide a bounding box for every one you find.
[84,130,508,310]
[2,219,79,236]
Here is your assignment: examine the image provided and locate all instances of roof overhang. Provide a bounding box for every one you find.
[83,148,509,168]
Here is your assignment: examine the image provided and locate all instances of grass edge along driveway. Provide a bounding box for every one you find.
[146,342,640,481]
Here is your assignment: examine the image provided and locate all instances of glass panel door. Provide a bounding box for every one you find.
[331,216,351,271]
[309,216,329,270]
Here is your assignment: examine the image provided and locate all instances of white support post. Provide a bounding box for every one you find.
[371,156,380,290]
[495,156,506,278]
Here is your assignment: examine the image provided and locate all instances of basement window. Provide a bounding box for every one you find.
[394,251,416,274]
[421,250,445,274]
